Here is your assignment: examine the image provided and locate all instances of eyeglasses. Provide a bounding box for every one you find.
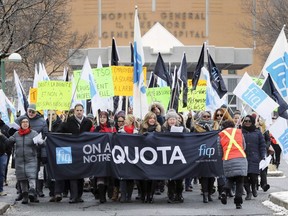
[117,120,124,123]
[202,115,211,118]
[216,114,223,117]
[28,110,36,114]
[244,120,251,123]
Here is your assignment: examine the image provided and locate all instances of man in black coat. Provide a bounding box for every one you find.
[57,104,92,203]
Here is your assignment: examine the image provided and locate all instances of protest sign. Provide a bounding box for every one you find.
[147,87,170,110]
[29,88,38,104]
[93,67,114,97]
[37,81,72,110]
[73,70,90,100]
[112,66,147,96]
[178,80,206,112]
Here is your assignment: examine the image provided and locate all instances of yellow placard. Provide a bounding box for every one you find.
[178,80,207,112]
[29,88,38,104]
[36,81,72,111]
[112,66,147,96]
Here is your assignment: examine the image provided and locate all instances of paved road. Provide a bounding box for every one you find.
[2,161,288,216]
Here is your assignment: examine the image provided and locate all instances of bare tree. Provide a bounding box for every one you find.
[240,0,288,62]
[0,0,94,80]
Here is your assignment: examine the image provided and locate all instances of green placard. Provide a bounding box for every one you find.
[147,87,171,111]
[36,81,72,110]
[93,67,114,98]
[178,85,207,112]
[73,67,114,100]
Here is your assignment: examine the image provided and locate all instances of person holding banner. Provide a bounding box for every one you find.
[191,110,218,203]
[162,109,189,203]
[219,120,248,209]
[57,103,92,204]
[241,115,266,200]
[118,114,139,203]
[139,111,161,203]
[46,110,63,202]
[0,116,46,204]
[93,111,116,204]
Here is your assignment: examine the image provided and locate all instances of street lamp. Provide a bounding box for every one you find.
[1,52,22,93]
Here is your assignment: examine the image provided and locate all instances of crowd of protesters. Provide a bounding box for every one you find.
[0,102,283,209]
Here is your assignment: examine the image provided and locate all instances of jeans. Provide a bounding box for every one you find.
[0,154,7,192]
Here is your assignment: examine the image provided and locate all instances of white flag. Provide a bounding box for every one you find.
[261,26,288,103]
[203,67,226,113]
[233,72,278,120]
[14,70,27,115]
[269,117,288,165]
[132,7,148,119]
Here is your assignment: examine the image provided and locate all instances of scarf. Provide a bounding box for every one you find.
[124,125,135,134]
[18,128,31,136]
[100,123,116,133]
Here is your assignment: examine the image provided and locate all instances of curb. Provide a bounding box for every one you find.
[0,202,10,215]
[267,170,284,177]
[269,192,288,210]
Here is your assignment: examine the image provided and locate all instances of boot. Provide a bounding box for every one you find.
[208,193,213,201]
[111,186,119,201]
[203,192,208,203]
[21,192,29,204]
[120,181,126,203]
[37,180,45,197]
[234,197,243,209]
[220,192,227,205]
[29,188,39,203]
[15,193,23,201]
[251,183,258,197]
[98,184,107,203]
[126,181,134,203]
[244,184,252,200]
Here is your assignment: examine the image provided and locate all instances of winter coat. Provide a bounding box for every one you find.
[46,115,62,132]
[219,128,248,177]
[242,128,266,174]
[139,123,161,134]
[161,122,189,133]
[57,116,92,134]
[5,130,40,180]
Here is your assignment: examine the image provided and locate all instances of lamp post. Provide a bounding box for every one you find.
[1,52,22,94]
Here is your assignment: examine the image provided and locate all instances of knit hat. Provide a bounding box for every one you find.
[116,110,125,119]
[19,116,30,126]
[165,109,178,120]
[28,104,36,111]
[86,113,94,120]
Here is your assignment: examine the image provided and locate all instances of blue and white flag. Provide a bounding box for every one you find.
[38,63,50,81]
[262,26,288,103]
[233,72,279,120]
[14,70,29,116]
[133,7,148,119]
[269,117,288,165]
[203,67,226,113]
[0,90,10,124]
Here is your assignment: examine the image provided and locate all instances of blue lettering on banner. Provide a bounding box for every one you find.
[56,147,72,164]
[198,144,215,158]
[266,52,288,97]
[242,83,267,109]
[279,129,288,154]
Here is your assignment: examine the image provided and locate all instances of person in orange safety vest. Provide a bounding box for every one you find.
[218,120,248,209]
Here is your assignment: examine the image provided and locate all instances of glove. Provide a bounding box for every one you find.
[38,137,47,145]
[41,157,48,164]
